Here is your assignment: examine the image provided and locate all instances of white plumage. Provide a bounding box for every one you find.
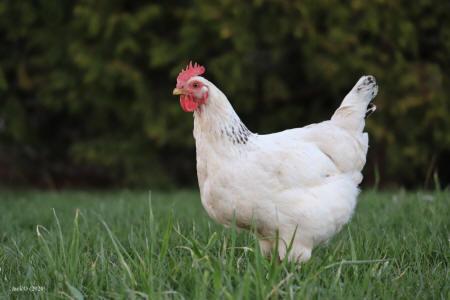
[178,72,378,262]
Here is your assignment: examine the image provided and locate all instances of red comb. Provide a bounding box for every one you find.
[176,61,205,88]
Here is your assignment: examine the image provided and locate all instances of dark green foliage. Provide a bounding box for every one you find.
[0,0,449,187]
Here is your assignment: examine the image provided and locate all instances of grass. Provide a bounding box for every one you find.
[0,189,448,299]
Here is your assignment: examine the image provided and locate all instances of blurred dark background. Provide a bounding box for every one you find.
[0,0,449,189]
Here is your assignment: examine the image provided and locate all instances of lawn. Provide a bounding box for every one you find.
[0,189,448,299]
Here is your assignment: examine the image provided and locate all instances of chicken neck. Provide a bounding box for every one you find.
[193,83,253,149]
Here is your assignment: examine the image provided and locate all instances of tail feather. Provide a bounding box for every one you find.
[365,103,376,118]
[331,75,378,133]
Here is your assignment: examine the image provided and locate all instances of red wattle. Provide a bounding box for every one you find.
[180,95,199,112]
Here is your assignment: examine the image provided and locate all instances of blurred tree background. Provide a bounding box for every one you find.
[0,0,449,189]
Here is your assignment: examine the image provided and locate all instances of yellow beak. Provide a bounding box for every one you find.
[172,88,184,95]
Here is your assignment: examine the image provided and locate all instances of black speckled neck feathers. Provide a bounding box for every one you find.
[220,123,252,145]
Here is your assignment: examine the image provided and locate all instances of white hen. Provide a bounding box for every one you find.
[173,63,378,262]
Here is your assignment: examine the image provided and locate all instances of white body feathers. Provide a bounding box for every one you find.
[192,75,378,262]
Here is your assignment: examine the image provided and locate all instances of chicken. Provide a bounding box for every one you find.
[173,62,378,262]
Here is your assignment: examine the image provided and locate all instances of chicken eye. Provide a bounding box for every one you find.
[192,82,199,88]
